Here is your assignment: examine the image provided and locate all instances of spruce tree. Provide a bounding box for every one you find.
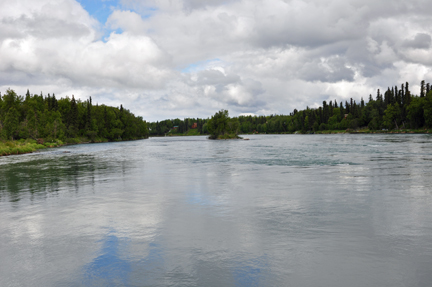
[52,94,58,110]
[4,107,20,140]
[69,95,78,136]
[420,80,425,97]
[86,97,92,131]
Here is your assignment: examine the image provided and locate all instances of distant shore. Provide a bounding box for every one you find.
[156,128,431,138]
[3,129,430,157]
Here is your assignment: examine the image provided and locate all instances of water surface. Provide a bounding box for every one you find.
[1,134,432,286]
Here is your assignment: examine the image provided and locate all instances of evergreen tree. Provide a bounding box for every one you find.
[339,102,344,120]
[86,97,92,131]
[420,80,425,97]
[4,107,20,140]
[322,101,329,124]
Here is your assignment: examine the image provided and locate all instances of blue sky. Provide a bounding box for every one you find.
[77,0,119,24]
[77,0,158,41]
[77,0,157,24]
[180,59,222,73]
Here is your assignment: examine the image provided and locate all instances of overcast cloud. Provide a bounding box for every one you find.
[1,0,432,121]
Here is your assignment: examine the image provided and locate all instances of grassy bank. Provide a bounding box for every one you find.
[1,137,92,156]
[0,139,50,156]
[1,136,150,157]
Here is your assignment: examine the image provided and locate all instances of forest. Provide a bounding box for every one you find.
[149,81,432,136]
[1,79,432,147]
[0,89,149,143]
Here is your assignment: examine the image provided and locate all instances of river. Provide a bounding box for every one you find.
[1,134,432,286]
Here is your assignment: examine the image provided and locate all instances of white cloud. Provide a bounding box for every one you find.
[2,0,432,121]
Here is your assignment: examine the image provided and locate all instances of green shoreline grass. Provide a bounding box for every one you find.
[1,136,148,157]
[0,139,51,156]
[0,138,98,156]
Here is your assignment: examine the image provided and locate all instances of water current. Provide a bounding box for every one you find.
[1,134,432,286]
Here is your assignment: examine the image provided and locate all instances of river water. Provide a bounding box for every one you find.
[1,134,432,287]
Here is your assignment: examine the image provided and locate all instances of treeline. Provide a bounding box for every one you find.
[148,118,210,136]
[148,111,267,136]
[149,80,432,136]
[0,89,149,142]
[252,81,432,133]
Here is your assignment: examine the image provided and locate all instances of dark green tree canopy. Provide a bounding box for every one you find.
[0,89,149,142]
[207,109,240,139]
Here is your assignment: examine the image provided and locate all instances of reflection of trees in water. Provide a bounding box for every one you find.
[0,154,130,203]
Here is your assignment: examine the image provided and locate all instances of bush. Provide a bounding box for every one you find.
[65,138,81,144]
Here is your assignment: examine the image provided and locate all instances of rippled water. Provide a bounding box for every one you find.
[1,134,432,286]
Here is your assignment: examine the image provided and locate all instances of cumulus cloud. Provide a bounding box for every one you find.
[403,33,432,49]
[182,0,240,11]
[2,0,432,120]
[0,1,173,93]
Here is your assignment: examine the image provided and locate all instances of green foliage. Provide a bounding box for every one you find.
[407,97,425,128]
[383,103,401,129]
[0,89,149,148]
[184,129,201,136]
[0,140,46,156]
[200,80,431,134]
[207,110,240,139]
[4,107,20,140]
[423,92,432,128]
[3,79,432,147]
[129,79,432,136]
[150,117,211,136]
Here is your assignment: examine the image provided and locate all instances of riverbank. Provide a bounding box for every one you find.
[0,136,148,157]
[313,128,431,134]
[153,127,432,138]
[238,127,432,135]
[0,139,55,156]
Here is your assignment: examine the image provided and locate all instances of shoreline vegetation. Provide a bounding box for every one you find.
[207,109,242,140]
[148,80,432,138]
[2,79,432,155]
[0,89,149,156]
[0,137,149,157]
[3,126,428,156]
[0,138,66,157]
[154,127,431,137]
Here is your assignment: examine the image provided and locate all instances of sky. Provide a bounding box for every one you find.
[1,0,432,121]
